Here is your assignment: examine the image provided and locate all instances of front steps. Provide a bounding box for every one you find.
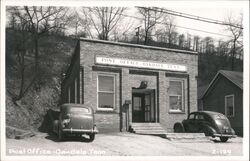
[130,123,212,142]
[130,123,167,135]
[164,133,212,142]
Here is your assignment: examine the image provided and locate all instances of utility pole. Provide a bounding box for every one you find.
[135,25,141,44]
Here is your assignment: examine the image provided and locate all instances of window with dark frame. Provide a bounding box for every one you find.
[169,80,184,112]
[98,75,115,110]
[225,95,234,117]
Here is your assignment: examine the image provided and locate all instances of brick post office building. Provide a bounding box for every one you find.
[61,38,198,133]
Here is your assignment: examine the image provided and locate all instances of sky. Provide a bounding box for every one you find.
[124,6,243,42]
[168,7,243,41]
[3,0,246,42]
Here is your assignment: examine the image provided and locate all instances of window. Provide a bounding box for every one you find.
[133,97,142,111]
[196,114,205,120]
[225,95,234,117]
[69,107,90,114]
[98,75,115,110]
[189,113,195,119]
[169,80,184,112]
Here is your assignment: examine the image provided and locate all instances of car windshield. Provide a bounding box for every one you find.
[69,107,90,114]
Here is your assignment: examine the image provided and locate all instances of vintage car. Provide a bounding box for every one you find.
[53,104,98,141]
[173,111,236,142]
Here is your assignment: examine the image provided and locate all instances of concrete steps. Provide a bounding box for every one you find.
[164,133,212,142]
[130,123,212,142]
[130,123,167,135]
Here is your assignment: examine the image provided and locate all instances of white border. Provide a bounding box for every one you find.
[1,1,249,161]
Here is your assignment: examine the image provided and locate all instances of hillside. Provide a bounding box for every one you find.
[6,29,77,131]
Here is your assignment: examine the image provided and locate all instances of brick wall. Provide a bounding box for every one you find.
[61,42,81,104]
[95,113,120,133]
[64,38,198,133]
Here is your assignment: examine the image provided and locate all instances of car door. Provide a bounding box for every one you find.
[183,113,197,132]
[195,113,207,132]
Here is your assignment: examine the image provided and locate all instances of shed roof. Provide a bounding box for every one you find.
[219,70,243,89]
[201,70,243,98]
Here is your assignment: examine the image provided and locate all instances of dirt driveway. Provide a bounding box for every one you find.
[6,132,243,156]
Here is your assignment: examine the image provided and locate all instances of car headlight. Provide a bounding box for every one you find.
[62,119,70,127]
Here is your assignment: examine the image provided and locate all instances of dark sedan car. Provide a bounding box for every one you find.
[173,111,236,142]
[53,104,98,141]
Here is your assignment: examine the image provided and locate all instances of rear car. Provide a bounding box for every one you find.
[53,104,98,141]
[173,111,236,142]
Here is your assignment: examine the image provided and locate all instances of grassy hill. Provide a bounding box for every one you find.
[6,29,77,131]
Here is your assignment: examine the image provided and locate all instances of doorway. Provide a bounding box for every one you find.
[132,89,155,122]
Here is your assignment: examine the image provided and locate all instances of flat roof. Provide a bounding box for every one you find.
[79,38,198,55]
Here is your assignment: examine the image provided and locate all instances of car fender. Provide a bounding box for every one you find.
[53,120,59,134]
[202,125,216,136]
[173,122,185,133]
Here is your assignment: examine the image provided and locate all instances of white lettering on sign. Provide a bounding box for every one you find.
[95,57,187,72]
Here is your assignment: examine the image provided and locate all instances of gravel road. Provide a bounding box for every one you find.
[6,132,243,156]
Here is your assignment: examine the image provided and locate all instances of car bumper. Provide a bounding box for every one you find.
[62,127,98,134]
[213,134,237,138]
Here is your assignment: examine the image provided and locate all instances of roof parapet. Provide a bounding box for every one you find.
[79,38,198,55]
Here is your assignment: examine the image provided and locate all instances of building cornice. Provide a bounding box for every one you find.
[79,38,198,55]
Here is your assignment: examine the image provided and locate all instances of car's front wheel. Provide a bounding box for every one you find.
[58,128,65,141]
[173,123,185,133]
[220,137,229,142]
[89,133,95,142]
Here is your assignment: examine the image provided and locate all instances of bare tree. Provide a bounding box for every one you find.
[162,15,177,46]
[178,34,185,48]
[110,16,135,42]
[217,40,230,56]
[67,10,82,37]
[193,35,201,52]
[22,6,68,74]
[137,7,163,45]
[203,36,215,54]
[225,12,243,70]
[6,9,30,101]
[82,7,126,40]
[66,8,92,38]
[155,29,166,43]
[185,33,192,49]
[7,6,69,101]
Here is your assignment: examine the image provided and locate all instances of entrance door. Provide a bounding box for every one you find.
[132,89,155,122]
[132,93,145,122]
